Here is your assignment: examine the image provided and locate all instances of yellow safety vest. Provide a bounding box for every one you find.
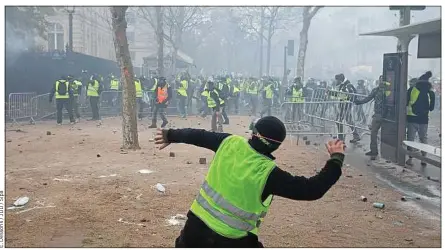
[264,84,273,99]
[150,78,158,91]
[135,79,143,98]
[291,88,303,103]
[178,80,188,97]
[110,79,119,90]
[70,80,82,96]
[55,80,70,99]
[407,87,430,117]
[247,82,258,94]
[87,80,100,97]
[207,90,224,108]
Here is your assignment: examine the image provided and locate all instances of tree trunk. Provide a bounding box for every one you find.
[259,7,265,78]
[296,21,310,80]
[110,6,140,150]
[266,33,272,76]
[156,6,164,76]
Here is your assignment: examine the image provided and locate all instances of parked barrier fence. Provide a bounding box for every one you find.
[8,92,36,124]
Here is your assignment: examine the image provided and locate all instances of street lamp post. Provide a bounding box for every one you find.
[66,6,75,52]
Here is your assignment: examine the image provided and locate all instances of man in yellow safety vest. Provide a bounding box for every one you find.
[49,75,75,125]
[154,116,345,247]
[87,74,103,121]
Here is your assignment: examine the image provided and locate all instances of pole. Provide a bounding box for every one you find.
[282,46,288,102]
[68,9,74,52]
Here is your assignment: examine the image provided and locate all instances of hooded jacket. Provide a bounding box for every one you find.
[406,79,435,124]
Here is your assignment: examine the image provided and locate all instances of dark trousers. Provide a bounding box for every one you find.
[152,104,168,124]
[89,96,100,120]
[56,98,74,124]
[70,96,80,119]
[211,107,224,132]
[336,103,359,141]
[221,105,229,124]
[260,98,272,117]
[199,96,209,117]
[178,95,187,117]
[175,214,264,248]
[136,98,144,119]
[249,94,257,115]
[233,95,239,114]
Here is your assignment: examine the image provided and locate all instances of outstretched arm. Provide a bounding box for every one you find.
[156,128,231,152]
[262,140,344,201]
[355,87,377,105]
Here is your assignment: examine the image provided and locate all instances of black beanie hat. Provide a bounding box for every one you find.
[419,71,432,81]
[254,116,286,145]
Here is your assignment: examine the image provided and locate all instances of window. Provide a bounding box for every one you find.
[47,22,64,51]
[126,31,135,44]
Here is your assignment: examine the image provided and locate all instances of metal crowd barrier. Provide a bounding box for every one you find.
[278,88,376,137]
[30,93,56,121]
[8,92,36,124]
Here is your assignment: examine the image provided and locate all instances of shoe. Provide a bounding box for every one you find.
[421,162,427,167]
[365,151,378,156]
[57,123,62,126]
[148,124,157,128]
[161,121,168,128]
[350,138,361,143]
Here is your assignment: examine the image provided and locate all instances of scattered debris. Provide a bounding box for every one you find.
[346,175,353,178]
[155,183,166,193]
[6,139,12,143]
[136,194,142,200]
[13,197,29,206]
[404,238,413,242]
[148,138,154,142]
[197,122,201,125]
[305,140,310,145]
[345,164,350,167]
[16,205,56,214]
[373,202,385,209]
[360,196,367,202]
[186,161,192,164]
[120,151,128,154]
[393,221,404,226]
[42,183,47,186]
[401,196,408,201]
[53,178,71,182]
[46,131,51,135]
[199,158,206,164]
[169,152,175,157]
[97,154,101,158]
[375,214,383,219]
[427,176,440,183]
[138,169,153,174]
[118,218,145,227]
[112,129,117,134]
[167,214,187,226]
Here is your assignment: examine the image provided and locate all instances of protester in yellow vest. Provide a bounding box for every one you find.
[148,76,172,128]
[154,116,345,247]
[260,78,278,117]
[49,75,76,125]
[87,74,102,120]
[69,76,83,121]
[177,76,188,118]
[405,71,435,166]
[206,80,225,132]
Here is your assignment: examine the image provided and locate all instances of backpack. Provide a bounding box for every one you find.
[57,81,68,95]
[412,90,430,116]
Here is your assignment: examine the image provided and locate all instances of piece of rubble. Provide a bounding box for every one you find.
[169,152,175,157]
[360,196,367,202]
[156,183,166,193]
[138,169,153,174]
[148,138,154,142]
[13,196,29,207]
[46,131,51,135]
[97,154,101,158]
[6,139,12,143]
[305,140,310,145]
[186,161,192,164]
[199,158,206,164]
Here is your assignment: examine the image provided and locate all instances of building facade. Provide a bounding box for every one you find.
[45,7,116,61]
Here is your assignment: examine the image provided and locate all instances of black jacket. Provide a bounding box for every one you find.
[407,80,435,124]
[169,128,343,247]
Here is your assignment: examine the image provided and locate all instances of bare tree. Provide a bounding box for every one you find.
[296,6,322,80]
[139,7,205,75]
[155,7,164,76]
[110,6,140,150]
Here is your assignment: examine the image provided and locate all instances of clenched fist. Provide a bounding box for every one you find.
[154,128,170,150]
